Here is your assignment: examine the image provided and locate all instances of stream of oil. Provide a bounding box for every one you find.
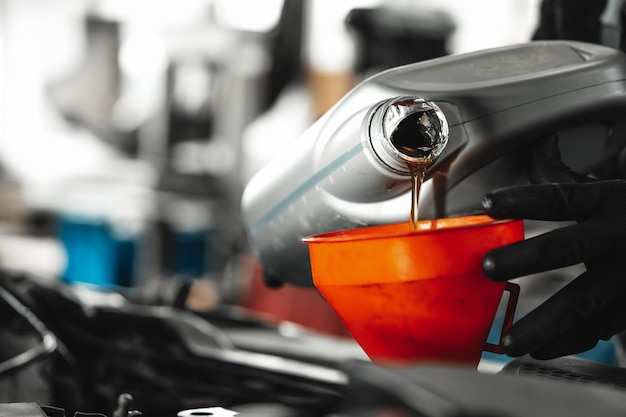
[409,166,427,230]
[407,155,455,230]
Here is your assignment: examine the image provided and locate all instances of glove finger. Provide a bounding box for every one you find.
[501,264,626,358]
[527,134,594,185]
[483,222,604,281]
[525,294,626,360]
[526,322,604,360]
[482,182,601,221]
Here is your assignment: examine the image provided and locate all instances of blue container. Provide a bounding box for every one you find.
[59,216,142,289]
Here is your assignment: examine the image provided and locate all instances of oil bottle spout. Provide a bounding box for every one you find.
[366,96,449,174]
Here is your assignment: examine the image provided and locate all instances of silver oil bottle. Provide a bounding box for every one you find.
[242,40,626,287]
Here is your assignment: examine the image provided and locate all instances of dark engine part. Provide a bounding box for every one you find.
[0,286,56,406]
[0,396,241,417]
[0,403,50,417]
[5,272,626,417]
[0,273,347,417]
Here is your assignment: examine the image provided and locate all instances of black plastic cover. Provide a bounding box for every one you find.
[340,359,626,417]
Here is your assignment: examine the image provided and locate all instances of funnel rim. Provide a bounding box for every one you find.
[301,215,520,244]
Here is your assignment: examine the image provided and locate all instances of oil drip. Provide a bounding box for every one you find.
[409,166,426,230]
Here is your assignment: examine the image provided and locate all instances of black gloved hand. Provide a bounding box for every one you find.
[481,134,626,359]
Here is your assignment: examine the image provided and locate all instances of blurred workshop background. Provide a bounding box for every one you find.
[0,0,543,334]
